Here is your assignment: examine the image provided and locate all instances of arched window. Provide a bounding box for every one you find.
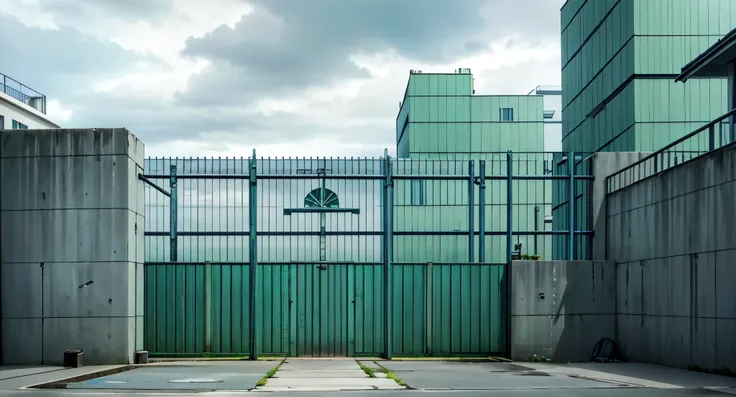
[304,188,339,209]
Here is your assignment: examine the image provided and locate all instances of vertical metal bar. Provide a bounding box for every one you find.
[653,153,658,174]
[169,164,178,262]
[205,261,212,352]
[478,160,486,263]
[468,160,475,263]
[709,124,715,152]
[506,151,513,264]
[728,61,735,143]
[248,150,258,360]
[383,149,393,360]
[534,207,539,256]
[568,151,575,261]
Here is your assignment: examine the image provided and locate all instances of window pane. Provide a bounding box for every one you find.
[500,108,514,121]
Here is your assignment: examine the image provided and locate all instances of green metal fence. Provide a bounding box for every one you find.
[141,151,593,358]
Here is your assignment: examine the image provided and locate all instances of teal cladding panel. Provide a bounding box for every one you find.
[561,0,736,153]
[145,262,508,357]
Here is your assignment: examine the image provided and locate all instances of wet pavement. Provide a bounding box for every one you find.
[0,359,731,396]
[66,361,276,391]
[0,386,729,396]
[372,360,631,390]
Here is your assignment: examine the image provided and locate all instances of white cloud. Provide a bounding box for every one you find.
[46,99,73,122]
[1,0,566,158]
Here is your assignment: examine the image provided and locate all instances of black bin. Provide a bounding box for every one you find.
[63,349,84,368]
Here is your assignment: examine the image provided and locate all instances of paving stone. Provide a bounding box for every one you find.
[274,370,367,378]
[266,377,399,388]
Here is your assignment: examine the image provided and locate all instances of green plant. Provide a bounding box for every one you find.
[357,361,376,378]
[256,360,284,387]
[375,362,408,387]
[528,354,551,362]
[520,254,542,260]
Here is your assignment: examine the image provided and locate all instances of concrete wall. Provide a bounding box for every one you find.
[607,144,736,371]
[590,152,650,260]
[0,128,144,365]
[510,260,615,362]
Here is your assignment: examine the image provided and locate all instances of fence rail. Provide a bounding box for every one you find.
[607,108,736,193]
[0,73,47,114]
[142,150,594,358]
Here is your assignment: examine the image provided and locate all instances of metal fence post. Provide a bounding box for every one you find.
[709,124,715,151]
[169,164,177,262]
[383,150,394,360]
[468,160,475,263]
[478,160,486,262]
[506,151,513,264]
[568,151,575,261]
[248,149,258,360]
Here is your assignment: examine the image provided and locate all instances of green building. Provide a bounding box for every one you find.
[397,69,545,158]
[394,69,552,263]
[561,0,736,153]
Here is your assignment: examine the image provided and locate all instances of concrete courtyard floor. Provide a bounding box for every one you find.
[0,359,730,396]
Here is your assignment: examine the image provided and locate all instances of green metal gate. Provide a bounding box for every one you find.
[141,151,593,358]
[293,263,350,357]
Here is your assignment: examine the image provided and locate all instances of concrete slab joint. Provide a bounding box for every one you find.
[0,128,145,365]
[256,359,406,391]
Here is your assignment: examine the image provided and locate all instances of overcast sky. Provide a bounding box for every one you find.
[0,0,564,158]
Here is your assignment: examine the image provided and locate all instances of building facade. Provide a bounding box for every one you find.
[561,0,736,153]
[397,69,545,159]
[394,69,553,262]
[528,85,562,152]
[0,73,59,130]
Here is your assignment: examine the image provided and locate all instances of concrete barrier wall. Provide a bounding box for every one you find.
[0,128,145,364]
[510,260,615,362]
[607,145,736,370]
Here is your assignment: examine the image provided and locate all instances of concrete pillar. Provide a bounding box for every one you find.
[591,152,650,260]
[0,128,145,365]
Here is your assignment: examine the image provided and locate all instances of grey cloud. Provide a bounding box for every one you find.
[0,13,161,99]
[178,0,565,108]
[33,0,173,23]
[0,0,564,155]
[177,0,491,107]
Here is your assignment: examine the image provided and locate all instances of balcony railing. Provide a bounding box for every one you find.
[0,73,46,114]
[606,108,736,193]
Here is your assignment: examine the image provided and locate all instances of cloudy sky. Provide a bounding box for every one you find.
[0,0,564,158]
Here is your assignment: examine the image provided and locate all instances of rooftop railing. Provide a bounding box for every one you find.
[0,73,46,114]
[606,108,736,193]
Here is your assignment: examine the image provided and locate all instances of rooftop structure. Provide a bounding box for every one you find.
[528,85,562,152]
[396,68,545,159]
[0,72,58,130]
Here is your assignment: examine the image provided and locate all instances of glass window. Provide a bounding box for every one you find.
[11,119,28,129]
[500,108,514,121]
[411,179,426,206]
[0,115,4,129]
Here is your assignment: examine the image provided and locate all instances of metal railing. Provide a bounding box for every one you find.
[606,108,736,193]
[0,73,47,114]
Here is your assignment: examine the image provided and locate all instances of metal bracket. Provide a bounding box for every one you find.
[138,174,171,197]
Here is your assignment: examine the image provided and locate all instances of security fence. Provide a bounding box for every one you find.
[140,150,593,358]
